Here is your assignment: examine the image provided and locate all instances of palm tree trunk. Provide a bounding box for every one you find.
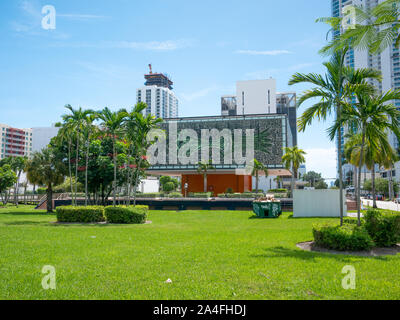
[15,172,21,208]
[372,161,377,208]
[389,165,394,201]
[75,132,80,206]
[337,109,344,226]
[133,160,141,206]
[256,172,259,192]
[85,139,89,206]
[291,165,295,198]
[357,129,366,226]
[68,140,74,206]
[204,173,207,193]
[113,138,117,206]
[46,185,53,213]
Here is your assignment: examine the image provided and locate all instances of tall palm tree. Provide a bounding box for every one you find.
[96,107,128,206]
[9,156,27,207]
[82,114,96,206]
[62,105,94,205]
[281,146,306,198]
[289,49,381,225]
[124,103,147,206]
[55,119,76,205]
[131,109,163,206]
[334,89,400,225]
[197,161,216,193]
[251,159,268,192]
[25,148,65,213]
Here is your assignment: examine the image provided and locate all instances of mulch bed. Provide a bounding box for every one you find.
[297,241,400,257]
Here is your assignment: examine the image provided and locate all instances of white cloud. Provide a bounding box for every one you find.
[179,86,218,102]
[304,148,337,179]
[57,14,109,21]
[245,62,315,80]
[235,49,292,56]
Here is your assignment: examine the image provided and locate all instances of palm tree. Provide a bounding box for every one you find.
[289,49,380,225]
[25,148,65,213]
[124,103,147,206]
[335,89,400,225]
[62,105,94,205]
[55,120,76,205]
[9,156,27,207]
[274,176,282,189]
[251,159,268,192]
[82,114,96,206]
[281,146,306,198]
[197,161,215,193]
[319,0,400,55]
[96,107,128,206]
[131,108,163,206]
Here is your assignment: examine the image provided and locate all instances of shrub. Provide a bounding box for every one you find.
[364,209,400,247]
[217,193,226,198]
[313,223,374,251]
[56,206,105,223]
[268,188,288,193]
[104,205,148,224]
[188,192,212,198]
[0,202,4,207]
[225,188,234,194]
[168,192,183,198]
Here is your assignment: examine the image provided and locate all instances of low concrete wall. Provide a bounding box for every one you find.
[293,190,347,217]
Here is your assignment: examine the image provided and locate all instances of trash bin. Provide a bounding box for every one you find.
[253,201,282,218]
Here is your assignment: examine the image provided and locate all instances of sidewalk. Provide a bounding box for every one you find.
[362,198,400,212]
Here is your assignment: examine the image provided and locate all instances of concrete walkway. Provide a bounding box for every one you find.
[362,198,400,212]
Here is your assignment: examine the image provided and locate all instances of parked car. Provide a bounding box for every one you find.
[395,198,400,204]
[376,195,384,201]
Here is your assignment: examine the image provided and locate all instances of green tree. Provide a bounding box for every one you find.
[289,49,380,225]
[25,148,66,212]
[62,105,94,205]
[96,107,128,206]
[315,180,328,189]
[0,164,17,205]
[335,89,400,225]
[197,161,215,193]
[251,159,268,193]
[281,146,306,197]
[302,171,323,187]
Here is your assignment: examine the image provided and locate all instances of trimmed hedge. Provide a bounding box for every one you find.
[168,192,183,198]
[268,188,288,193]
[313,223,374,251]
[104,205,148,224]
[217,192,264,199]
[364,209,400,247]
[188,192,212,198]
[137,193,164,198]
[56,206,105,223]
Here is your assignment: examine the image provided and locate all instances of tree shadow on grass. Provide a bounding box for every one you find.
[3,221,53,226]
[250,246,390,263]
[0,211,56,216]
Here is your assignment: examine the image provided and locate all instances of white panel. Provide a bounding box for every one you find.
[293,190,347,217]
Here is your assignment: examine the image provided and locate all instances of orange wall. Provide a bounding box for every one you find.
[182,174,252,195]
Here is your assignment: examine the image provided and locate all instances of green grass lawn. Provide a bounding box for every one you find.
[0,205,399,300]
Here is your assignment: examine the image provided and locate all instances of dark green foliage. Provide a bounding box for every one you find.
[56,206,105,223]
[104,205,148,224]
[168,192,183,198]
[313,223,374,251]
[364,209,400,247]
[188,192,212,198]
[225,188,234,194]
[268,189,288,193]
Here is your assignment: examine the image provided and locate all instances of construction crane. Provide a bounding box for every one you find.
[148,64,153,74]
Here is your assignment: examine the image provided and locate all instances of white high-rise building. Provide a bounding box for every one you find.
[136,65,179,119]
[332,0,400,180]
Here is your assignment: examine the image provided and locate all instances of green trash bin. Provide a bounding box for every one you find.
[253,201,282,218]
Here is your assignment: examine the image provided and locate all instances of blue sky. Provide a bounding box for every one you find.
[0,0,338,178]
